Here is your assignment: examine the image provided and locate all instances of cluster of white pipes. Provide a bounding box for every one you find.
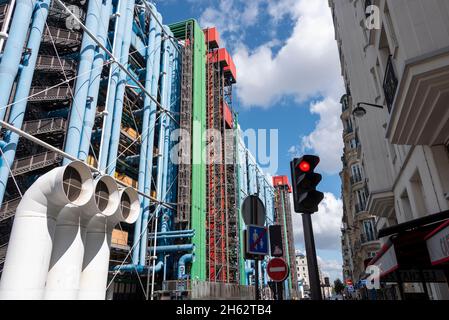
[0,161,139,300]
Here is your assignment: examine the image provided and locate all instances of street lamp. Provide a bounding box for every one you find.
[352,102,384,118]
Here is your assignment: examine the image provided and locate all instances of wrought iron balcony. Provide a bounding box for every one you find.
[350,174,363,185]
[361,233,376,244]
[341,94,351,113]
[344,126,354,137]
[355,202,367,214]
[383,55,398,112]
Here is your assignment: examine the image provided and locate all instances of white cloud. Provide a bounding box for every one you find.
[318,256,343,281]
[233,0,343,108]
[199,0,264,47]
[292,192,343,251]
[300,98,343,175]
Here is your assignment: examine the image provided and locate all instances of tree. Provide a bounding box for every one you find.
[334,279,345,295]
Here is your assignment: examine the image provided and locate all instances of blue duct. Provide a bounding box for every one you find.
[177,253,194,279]
[63,0,102,163]
[147,244,194,254]
[113,260,163,273]
[0,0,36,121]
[132,5,158,266]
[78,0,113,161]
[0,0,50,205]
[149,229,195,236]
[138,9,163,266]
[153,233,194,241]
[158,30,174,242]
[97,0,128,171]
[161,27,176,239]
[125,154,139,166]
[105,0,136,175]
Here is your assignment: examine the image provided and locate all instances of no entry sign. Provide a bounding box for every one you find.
[267,258,289,282]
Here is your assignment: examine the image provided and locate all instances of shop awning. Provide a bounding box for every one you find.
[368,241,398,277]
[367,210,449,281]
[425,220,449,266]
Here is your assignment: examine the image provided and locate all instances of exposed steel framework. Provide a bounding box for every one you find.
[176,21,193,227]
[273,180,300,299]
[205,30,239,283]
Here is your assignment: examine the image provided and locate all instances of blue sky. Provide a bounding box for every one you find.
[155,0,345,281]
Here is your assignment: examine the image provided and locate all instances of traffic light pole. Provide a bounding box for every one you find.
[302,213,322,301]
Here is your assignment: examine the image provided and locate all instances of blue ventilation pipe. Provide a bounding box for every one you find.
[153,233,194,241]
[113,260,163,273]
[63,0,102,163]
[147,244,195,254]
[138,10,163,267]
[77,0,113,161]
[177,254,194,279]
[132,5,158,266]
[0,0,50,205]
[158,30,174,244]
[105,0,136,175]
[147,31,171,257]
[149,229,195,236]
[0,0,36,121]
[98,0,128,171]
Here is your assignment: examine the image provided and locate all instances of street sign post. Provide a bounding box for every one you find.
[267,258,289,282]
[242,195,267,301]
[242,195,266,226]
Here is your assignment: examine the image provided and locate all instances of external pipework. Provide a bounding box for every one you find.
[98,0,129,171]
[78,0,114,161]
[44,175,120,300]
[138,9,163,267]
[64,0,103,162]
[178,253,194,279]
[133,4,159,265]
[142,20,172,263]
[159,27,176,246]
[0,161,94,299]
[147,244,195,254]
[0,0,37,121]
[105,0,136,175]
[0,0,50,205]
[78,187,139,300]
[0,0,16,52]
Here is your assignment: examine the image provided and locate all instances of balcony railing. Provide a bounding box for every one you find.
[361,233,376,244]
[350,174,363,185]
[344,126,354,136]
[341,94,351,112]
[383,55,398,112]
[355,202,367,214]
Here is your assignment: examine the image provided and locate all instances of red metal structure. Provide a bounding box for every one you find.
[205,27,239,283]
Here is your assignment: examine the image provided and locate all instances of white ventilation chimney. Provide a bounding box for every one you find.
[0,161,94,300]
[44,175,120,300]
[78,187,139,300]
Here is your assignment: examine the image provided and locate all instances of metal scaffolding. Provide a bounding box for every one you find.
[176,21,193,227]
[273,184,300,299]
[206,42,239,284]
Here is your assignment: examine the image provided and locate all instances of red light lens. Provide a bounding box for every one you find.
[299,161,311,172]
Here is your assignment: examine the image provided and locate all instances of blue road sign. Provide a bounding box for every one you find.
[246,225,269,256]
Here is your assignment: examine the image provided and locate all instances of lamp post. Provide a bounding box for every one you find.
[352,102,384,118]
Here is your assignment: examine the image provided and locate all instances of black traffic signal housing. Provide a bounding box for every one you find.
[290,155,324,214]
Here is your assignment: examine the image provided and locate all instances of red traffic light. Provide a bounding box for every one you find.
[298,161,311,172]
